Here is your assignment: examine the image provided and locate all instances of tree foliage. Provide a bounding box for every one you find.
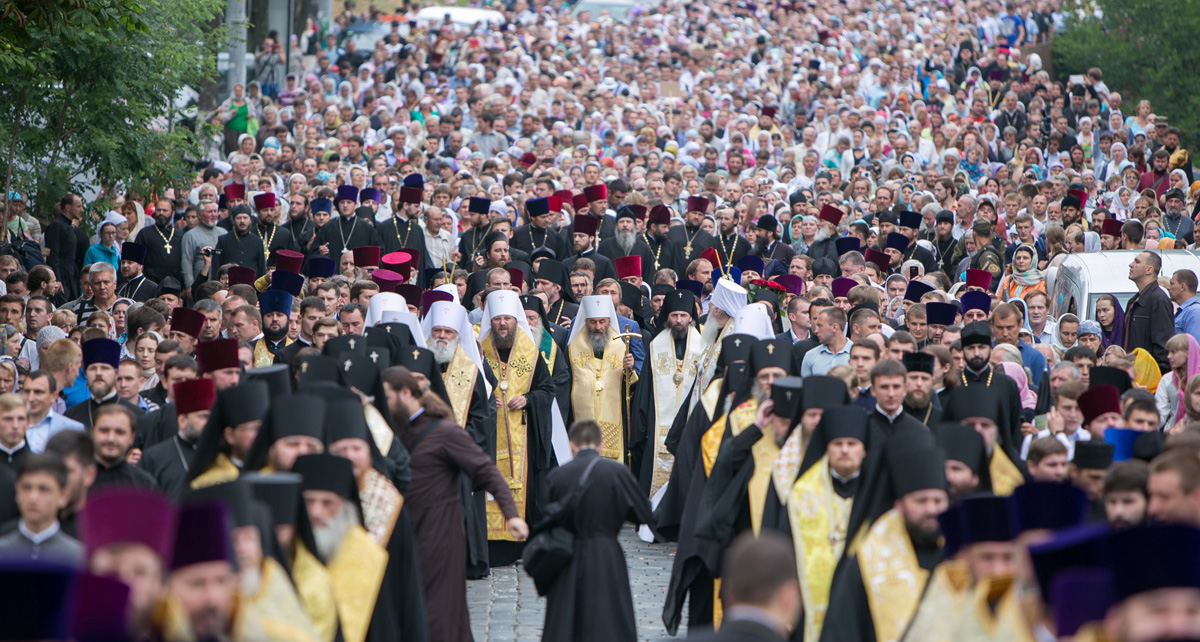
[0,0,227,219]
[1053,0,1200,149]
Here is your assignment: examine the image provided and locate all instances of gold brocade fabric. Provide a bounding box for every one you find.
[690,322,733,412]
[951,575,1036,642]
[443,347,479,429]
[990,448,1025,496]
[364,404,394,456]
[648,327,705,497]
[568,328,632,462]
[747,431,780,536]
[788,456,853,642]
[326,526,388,642]
[771,427,806,506]
[359,467,403,547]
[235,557,320,642]
[253,337,292,368]
[189,452,239,490]
[482,330,538,540]
[857,509,930,642]
[900,560,973,642]
[701,399,757,477]
[291,543,337,642]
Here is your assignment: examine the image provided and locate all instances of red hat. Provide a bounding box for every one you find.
[819,204,843,226]
[371,268,403,293]
[274,249,304,274]
[352,245,381,268]
[615,255,642,280]
[628,204,648,220]
[1080,385,1122,427]
[1067,189,1089,209]
[573,215,600,237]
[831,277,856,299]
[169,307,205,340]
[226,266,256,287]
[382,251,413,270]
[864,248,892,271]
[1101,218,1123,238]
[965,268,991,290]
[762,106,777,118]
[700,247,722,268]
[548,196,563,213]
[252,192,276,210]
[173,378,216,416]
[583,184,607,203]
[223,183,245,201]
[80,488,177,559]
[520,152,537,168]
[398,186,423,204]
[399,247,422,273]
[648,204,672,225]
[572,193,589,211]
[554,190,574,205]
[195,339,239,373]
[686,196,710,213]
[507,267,525,287]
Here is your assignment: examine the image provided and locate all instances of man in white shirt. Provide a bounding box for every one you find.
[23,371,84,454]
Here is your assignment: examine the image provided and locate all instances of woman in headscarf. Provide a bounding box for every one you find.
[83,219,121,270]
[1174,374,1200,433]
[1110,186,1135,220]
[996,245,1045,301]
[999,361,1037,411]
[1130,348,1161,393]
[1095,293,1125,350]
[1160,334,1200,431]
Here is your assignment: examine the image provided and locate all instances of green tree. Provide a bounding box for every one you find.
[0,0,228,221]
[1053,0,1200,149]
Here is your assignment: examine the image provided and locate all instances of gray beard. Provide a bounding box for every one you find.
[529,323,544,347]
[431,338,459,365]
[752,386,769,404]
[312,502,358,561]
[814,226,832,243]
[616,231,636,254]
[588,330,608,353]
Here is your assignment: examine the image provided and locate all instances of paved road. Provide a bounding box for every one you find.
[467,526,686,641]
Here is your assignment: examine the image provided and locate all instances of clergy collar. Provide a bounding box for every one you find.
[90,391,119,406]
[965,363,990,378]
[875,404,904,423]
[830,468,861,483]
[19,520,60,545]
[0,440,25,456]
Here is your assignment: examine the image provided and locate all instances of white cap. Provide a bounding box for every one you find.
[479,290,532,344]
[421,300,485,379]
[570,295,622,345]
[364,292,427,347]
[711,278,748,318]
[732,303,775,340]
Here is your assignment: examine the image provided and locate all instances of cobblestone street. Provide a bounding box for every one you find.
[468,527,685,641]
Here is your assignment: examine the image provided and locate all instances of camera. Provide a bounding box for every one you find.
[202,247,212,257]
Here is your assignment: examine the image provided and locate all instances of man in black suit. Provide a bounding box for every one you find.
[689,531,800,641]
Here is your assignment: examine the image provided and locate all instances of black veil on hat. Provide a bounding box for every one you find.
[243,395,327,471]
[187,381,270,485]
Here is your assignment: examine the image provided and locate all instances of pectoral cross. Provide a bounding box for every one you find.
[369,351,379,363]
[165,242,173,253]
[344,359,352,372]
[348,338,357,350]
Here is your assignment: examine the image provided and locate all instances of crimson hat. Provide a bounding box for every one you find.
[1101,218,1123,238]
[864,248,891,271]
[80,488,177,559]
[819,204,843,226]
[226,266,256,287]
[965,268,991,290]
[398,186,423,204]
[615,255,642,280]
[252,192,276,210]
[382,251,413,270]
[762,106,777,118]
[1080,385,1122,427]
[352,245,381,268]
[174,378,216,416]
[700,247,721,268]
[548,196,564,213]
[421,290,454,317]
[572,193,589,211]
[648,204,672,225]
[831,277,856,299]
[274,249,304,274]
[686,196,710,214]
[223,183,245,201]
[196,339,240,373]
[520,152,537,168]
[584,184,607,203]
[170,307,205,339]
[628,204,648,220]
[371,268,403,293]
[574,215,600,237]
[554,189,574,204]
[507,267,525,287]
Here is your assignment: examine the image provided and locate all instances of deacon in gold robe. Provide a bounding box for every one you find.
[253,290,296,368]
[819,443,948,642]
[478,289,557,566]
[631,289,705,499]
[568,294,637,463]
[788,402,866,642]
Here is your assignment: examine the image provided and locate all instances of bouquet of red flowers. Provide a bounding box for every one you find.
[747,278,787,310]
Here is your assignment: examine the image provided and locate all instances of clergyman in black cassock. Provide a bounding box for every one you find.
[137,378,215,498]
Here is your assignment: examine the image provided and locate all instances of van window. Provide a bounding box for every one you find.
[1067,296,1076,316]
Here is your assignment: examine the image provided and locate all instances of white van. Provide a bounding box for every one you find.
[1049,250,1200,319]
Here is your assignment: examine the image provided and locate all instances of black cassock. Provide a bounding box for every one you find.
[257,222,300,258]
[134,223,184,285]
[378,215,430,279]
[564,248,616,285]
[650,383,712,540]
[667,224,716,270]
[91,460,156,491]
[541,449,652,642]
[641,233,685,278]
[138,433,196,499]
[215,230,266,276]
[597,236,658,282]
[712,232,752,269]
[64,397,142,430]
[314,214,382,260]
[135,403,177,450]
[116,274,159,303]
[511,224,570,261]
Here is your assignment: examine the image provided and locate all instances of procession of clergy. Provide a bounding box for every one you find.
[1,186,1194,642]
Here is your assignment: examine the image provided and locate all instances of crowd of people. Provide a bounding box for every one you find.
[0,0,1199,639]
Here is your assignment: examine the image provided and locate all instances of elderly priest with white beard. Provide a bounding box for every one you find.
[568,295,637,464]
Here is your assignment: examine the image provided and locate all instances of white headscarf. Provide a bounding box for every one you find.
[365,292,426,347]
[420,300,484,378]
[478,290,533,344]
[568,295,622,345]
